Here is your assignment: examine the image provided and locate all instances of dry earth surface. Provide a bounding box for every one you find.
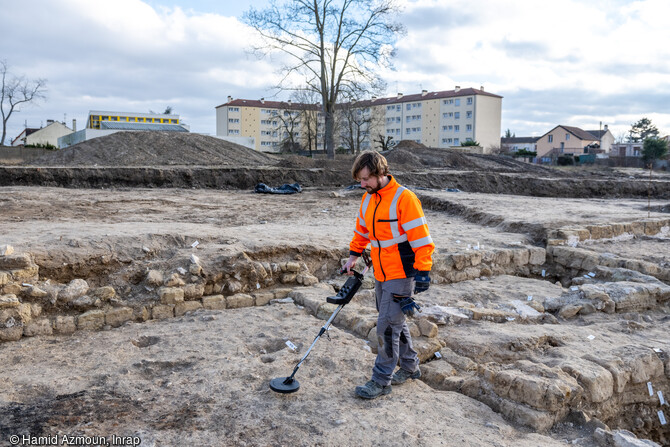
[1,133,670,446]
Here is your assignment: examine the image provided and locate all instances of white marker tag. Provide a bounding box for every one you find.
[541,269,546,277]
[659,410,667,425]
[653,348,663,353]
[659,391,666,406]
[583,275,590,279]
[285,340,297,351]
[191,240,200,248]
[588,272,596,277]
[527,295,533,301]
[648,381,654,396]
[571,286,579,291]
[587,335,595,340]
[434,352,442,359]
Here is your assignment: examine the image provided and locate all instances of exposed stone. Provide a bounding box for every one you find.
[528,247,546,265]
[558,304,583,319]
[296,273,319,286]
[226,293,254,309]
[560,359,614,403]
[484,360,582,412]
[159,287,184,305]
[25,285,48,299]
[0,294,20,308]
[164,272,185,287]
[152,304,174,320]
[59,279,90,303]
[105,307,134,327]
[91,286,116,301]
[0,271,9,286]
[316,303,338,321]
[417,318,438,338]
[285,262,300,273]
[0,253,33,269]
[471,307,517,322]
[53,315,77,334]
[352,317,376,338]
[175,300,203,317]
[71,295,97,310]
[0,245,14,256]
[145,270,164,287]
[184,283,205,300]
[202,295,226,310]
[280,273,297,284]
[253,292,274,306]
[77,310,105,331]
[0,326,23,341]
[2,283,21,295]
[23,319,53,337]
[10,267,39,282]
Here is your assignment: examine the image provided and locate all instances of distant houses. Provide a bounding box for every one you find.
[11,120,74,147]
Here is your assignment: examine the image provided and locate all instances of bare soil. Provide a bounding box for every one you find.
[1,132,669,446]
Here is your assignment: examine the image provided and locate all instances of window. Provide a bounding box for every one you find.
[466,124,472,131]
[228,118,239,123]
[467,97,473,105]
[466,111,472,118]
[228,129,240,135]
[466,138,472,142]
[454,125,460,132]
[455,99,460,106]
[454,138,460,145]
[455,112,460,119]
[229,107,240,112]
[406,104,411,111]
[406,129,410,134]
[548,135,553,143]
[396,105,401,111]
[566,133,570,140]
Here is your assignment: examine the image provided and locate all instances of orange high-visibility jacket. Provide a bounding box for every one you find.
[350,175,435,282]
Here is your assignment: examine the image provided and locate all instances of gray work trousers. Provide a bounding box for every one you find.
[371,277,419,387]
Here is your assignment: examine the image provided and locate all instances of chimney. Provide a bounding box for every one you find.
[47,119,54,125]
[480,85,485,91]
[227,95,232,103]
[260,97,265,104]
[72,119,77,132]
[371,96,377,102]
[455,86,461,93]
[604,124,608,131]
[421,89,428,96]
[287,99,291,106]
[397,92,403,99]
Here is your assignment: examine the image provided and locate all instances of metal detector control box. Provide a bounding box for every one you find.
[327,271,363,306]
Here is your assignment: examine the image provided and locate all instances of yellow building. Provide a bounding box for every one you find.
[87,111,181,129]
[215,87,502,153]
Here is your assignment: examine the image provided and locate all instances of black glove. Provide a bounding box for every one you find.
[393,294,421,317]
[414,271,430,294]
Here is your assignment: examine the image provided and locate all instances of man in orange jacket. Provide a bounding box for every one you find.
[343,150,435,399]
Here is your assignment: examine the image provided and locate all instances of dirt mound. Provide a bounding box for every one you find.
[385,145,557,174]
[24,132,280,167]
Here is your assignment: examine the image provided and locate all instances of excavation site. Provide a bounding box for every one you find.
[1,132,669,447]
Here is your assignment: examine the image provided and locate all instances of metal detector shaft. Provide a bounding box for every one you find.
[282,254,372,385]
[283,303,345,383]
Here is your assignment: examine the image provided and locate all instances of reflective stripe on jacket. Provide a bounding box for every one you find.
[350,175,434,282]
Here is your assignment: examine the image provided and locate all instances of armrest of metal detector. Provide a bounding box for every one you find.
[327,272,363,306]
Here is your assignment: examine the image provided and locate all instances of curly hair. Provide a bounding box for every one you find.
[351,150,389,180]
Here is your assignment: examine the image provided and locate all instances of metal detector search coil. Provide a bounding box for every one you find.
[269,252,372,394]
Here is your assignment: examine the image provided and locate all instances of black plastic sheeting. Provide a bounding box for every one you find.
[254,182,302,194]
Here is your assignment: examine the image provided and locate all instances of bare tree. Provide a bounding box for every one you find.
[244,0,404,159]
[338,98,380,154]
[1,60,47,145]
[374,133,395,151]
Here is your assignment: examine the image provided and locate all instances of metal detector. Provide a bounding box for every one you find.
[269,252,372,394]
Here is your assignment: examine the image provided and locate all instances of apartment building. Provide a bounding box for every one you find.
[215,87,502,153]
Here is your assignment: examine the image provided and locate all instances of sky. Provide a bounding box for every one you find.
[1,0,669,144]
